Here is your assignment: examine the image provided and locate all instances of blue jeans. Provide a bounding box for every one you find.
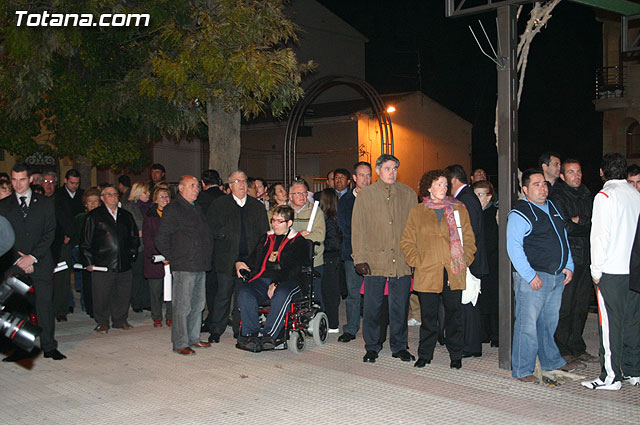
[171,271,206,350]
[343,260,363,335]
[512,271,566,378]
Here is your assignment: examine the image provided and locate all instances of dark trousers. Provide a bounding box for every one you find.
[554,263,593,356]
[238,277,301,337]
[211,272,241,337]
[32,273,57,352]
[416,270,463,361]
[363,275,411,353]
[321,258,341,329]
[92,270,132,328]
[148,278,172,321]
[53,243,71,316]
[595,274,640,383]
[82,270,93,317]
[462,301,483,355]
[203,267,218,333]
[129,251,150,310]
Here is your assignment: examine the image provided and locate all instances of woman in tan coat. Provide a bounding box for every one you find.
[401,170,476,369]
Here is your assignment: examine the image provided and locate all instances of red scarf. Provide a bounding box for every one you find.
[422,196,466,275]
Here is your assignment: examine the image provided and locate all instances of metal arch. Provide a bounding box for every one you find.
[283,75,394,187]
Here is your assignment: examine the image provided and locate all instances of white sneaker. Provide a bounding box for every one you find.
[328,328,339,334]
[581,378,622,391]
[624,376,640,386]
[407,318,421,326]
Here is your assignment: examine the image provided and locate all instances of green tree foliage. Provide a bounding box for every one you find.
[0,0,202,170]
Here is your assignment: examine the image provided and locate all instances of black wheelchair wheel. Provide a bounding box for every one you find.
[311,312,329,346]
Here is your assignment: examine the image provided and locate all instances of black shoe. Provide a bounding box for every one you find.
[450,359,462,369]
[44,349,66,360]
[3,349,38,362]
[490,341,499,348]
[437,335,446,346]
[244,335,261,352]
[462,351,482,358]
[363,350,378,363]
[69,307,74,313]
[338,332,355,342]
[132,307,143,313]
[208,333,220,343]
[261,335,275,350]
[56,315,67,322]
[392,349,416,362]
[414,358,431,368]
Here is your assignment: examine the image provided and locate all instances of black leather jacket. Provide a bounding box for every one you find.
[80,206,139,272]
[549,179,593,266]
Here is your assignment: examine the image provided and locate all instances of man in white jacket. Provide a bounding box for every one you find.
[582,153,640,391]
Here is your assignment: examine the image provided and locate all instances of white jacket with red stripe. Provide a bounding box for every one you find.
[590,179,640,280]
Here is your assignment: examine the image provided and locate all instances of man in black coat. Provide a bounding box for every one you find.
[0,163,65,360]
[156,175,213,355]
[80,185,139,333]
[549,159,597,363]
[206,170,269,343]
[52,169,84,321]
[196,169,225,334]
[446,164,489,358]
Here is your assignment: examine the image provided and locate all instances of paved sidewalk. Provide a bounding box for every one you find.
[1,305,639,424]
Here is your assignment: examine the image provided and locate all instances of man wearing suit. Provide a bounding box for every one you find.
[0,163,65,360]
[206,170,269,343]
[52,169,84,321]
[446,164,489,358]
[195,169,225,335]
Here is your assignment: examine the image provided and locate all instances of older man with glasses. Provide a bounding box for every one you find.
[206,170,269,344]
[80,185,139,333]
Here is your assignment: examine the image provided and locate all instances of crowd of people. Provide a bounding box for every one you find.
[0,152,639,392]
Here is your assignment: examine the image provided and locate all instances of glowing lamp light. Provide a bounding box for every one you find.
[386,106,396,113]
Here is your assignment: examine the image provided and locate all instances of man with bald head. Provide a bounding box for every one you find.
[206,170,269,343]
[156,175,213,355]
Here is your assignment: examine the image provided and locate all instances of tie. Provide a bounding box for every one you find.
[20,196,28,218]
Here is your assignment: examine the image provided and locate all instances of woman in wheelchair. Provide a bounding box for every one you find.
[235,205,308,352]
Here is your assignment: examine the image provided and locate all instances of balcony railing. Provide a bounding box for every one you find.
[595,66,625,99]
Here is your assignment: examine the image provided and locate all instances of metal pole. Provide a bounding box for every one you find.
[496,4,518,370]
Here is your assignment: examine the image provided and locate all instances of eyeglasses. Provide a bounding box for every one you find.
[270,218,287,224]
[290,192,306,196]
[231,179,247,185]
[43,179,56,184]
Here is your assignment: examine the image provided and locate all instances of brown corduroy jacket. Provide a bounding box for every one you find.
[401,202,476,293]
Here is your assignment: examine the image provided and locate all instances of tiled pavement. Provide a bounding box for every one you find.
[2,302,639,425]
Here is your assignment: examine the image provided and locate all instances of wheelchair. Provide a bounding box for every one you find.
[239,239,329,353]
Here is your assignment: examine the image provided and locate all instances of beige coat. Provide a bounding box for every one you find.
[401,203,476,293]
[292,201,325,267]
[351,180,417,277]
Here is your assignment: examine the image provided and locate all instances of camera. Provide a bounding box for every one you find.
[0,276,40,352]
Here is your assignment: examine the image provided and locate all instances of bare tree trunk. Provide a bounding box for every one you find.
[206,98,241,182]
[73,155,92,189]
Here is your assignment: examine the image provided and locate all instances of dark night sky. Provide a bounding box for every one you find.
[317,0,603,189]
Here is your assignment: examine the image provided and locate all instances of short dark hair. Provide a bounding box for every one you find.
[445,164,468,185]
[247,177,256,188]
[273,205,294,222]
[254,177,266,187]
[601,153,627,181]
[201,169,221,186]
[538,152,561,168]
[65,169,81,180]
[471,180,494,197]
[561,158,581,175]
[628,164,640,177]
[334,168,350,180]
[151,163,166,173]
[418,169,448,198]
[0,172,10,181]
[11,163,30,176]
[118,175,131,188]
[375,154,400,169]
[521,168,544,188]
[353,161,372,173]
